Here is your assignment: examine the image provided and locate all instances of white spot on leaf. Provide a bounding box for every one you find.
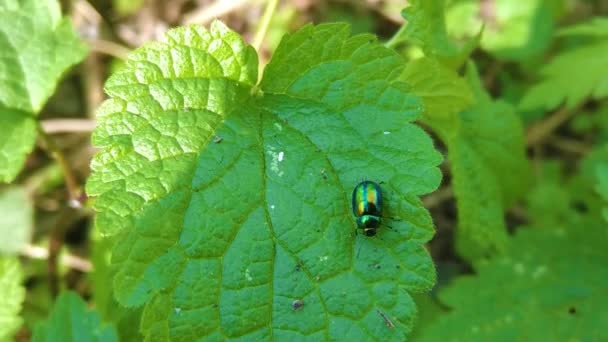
[266,147,284,177]
[278,151,284,162]
[245,268,253,281]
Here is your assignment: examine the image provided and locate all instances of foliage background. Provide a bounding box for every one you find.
[1,0,607,340]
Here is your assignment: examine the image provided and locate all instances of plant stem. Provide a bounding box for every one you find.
[41,119,96,133]
[21,244,92,272]
[86,39,130,59]
[37,124,83,207]
[526,107,577,146]
[385,25,408,50]
[253,0,278,52]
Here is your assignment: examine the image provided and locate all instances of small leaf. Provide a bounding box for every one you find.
[0,0,87,182]
[33,291,118,342]
[400,57,473,123]
[87,22,443,340]
[0,110,37,182]
[445,0,557,61]
[0,257,25,341]
[401,0,479,68]
[0,0,87,113]
[520,40,608,111]
[0,186,33,254]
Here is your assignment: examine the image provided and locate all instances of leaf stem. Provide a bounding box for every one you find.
[21,244,92,272]
[41,119,96,133]
[37,124,83,208]
[526,107,577,146]
[253,0,278,52]
[86,39,130,59]
[385,25,408,50]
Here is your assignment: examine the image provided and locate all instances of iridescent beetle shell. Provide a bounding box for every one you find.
[351,180,383,236]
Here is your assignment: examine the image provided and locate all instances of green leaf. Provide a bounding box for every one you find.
[520,40,608,111]
[420,146,608,340]
[0,257,25,341]
[33,291,118,342]
[419,62,528,262]
[91,230,143,341]
[527,148,608,228]
[597,163,608,221]
[592,145,608,221]
[0,110,37,182]
[417,222,608,341]
[525,161,574,227]
[558,16,608,37]
[0,186,33,254]
[0,0,87,112]
[445,0,557,61]
[0,0,87,182]
[401,0,479,68]
[400,57,473,123]
[87,22,443,340]
[410,293,446,340]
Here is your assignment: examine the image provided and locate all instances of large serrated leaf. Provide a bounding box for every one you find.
[0,0,87,182]
[87,22,443,340]
[410,61,528,262]
[418,144,608,341]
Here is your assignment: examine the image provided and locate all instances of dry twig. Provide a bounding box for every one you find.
[526,107,577,146]
[41,119,96,134]
[183,0,252,25]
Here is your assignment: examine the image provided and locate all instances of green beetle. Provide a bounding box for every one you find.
[351,180,383,236]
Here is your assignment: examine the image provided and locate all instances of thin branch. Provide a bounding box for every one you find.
[86,39,130,59]
[36,125,83,208]
[73,0,103,24]
[548,135,592,155]
[526,107,577,146]
[21,244,92,273]
[182,0,251,25]
[253,0,279,52]
[384,25,408,50]
[41,119,96,134]
[82,53,105,118]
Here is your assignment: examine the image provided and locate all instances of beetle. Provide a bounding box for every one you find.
[351,180,383,236]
